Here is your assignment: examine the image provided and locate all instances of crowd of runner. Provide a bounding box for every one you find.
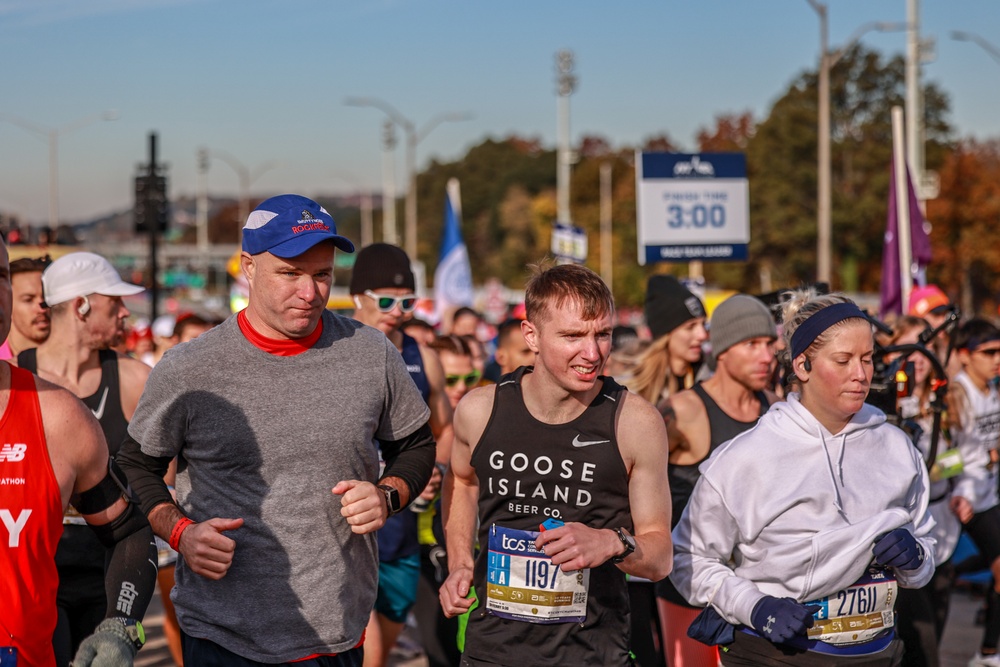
[2,194,999,667]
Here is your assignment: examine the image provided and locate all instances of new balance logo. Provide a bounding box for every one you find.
[0,444,27,462]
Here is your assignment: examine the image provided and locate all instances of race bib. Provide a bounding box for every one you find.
[806,568,896,646]
[485,524,589,624]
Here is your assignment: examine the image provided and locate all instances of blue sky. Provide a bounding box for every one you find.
[1,0,998,224]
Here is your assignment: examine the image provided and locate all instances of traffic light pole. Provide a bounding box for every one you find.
[146,133,161,323]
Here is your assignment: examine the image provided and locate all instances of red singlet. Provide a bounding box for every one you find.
[0,363,63,667]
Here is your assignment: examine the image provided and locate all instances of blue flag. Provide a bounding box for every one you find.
[435,178,474,323]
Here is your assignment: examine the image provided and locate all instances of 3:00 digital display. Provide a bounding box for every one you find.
[666,204,726,229]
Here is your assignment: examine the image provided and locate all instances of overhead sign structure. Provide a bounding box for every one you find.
[636,152,750,265]
[551,222,588,263]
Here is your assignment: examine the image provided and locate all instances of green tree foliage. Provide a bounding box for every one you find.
[927,139,1000,314]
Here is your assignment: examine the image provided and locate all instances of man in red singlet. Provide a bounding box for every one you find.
[0,237,157,666]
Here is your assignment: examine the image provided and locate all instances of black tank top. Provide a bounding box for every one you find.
[18,348,130,455]
[18,347,130,576]
[466,367,632,666]
[658,383,769,606]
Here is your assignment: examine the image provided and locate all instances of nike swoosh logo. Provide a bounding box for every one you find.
[572,435,610,448]
[91,386,109,421]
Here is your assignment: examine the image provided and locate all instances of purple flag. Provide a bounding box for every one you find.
[880,161,933,318]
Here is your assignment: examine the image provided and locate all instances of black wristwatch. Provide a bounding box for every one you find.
[113,618,145,651]
[611,527,636,564]
[377,484,402,516]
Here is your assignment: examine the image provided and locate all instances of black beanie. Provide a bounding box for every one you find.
[644,275,706,340]
[349,243,415,294]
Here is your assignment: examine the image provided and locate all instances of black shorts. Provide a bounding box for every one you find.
[966,503,1000,562]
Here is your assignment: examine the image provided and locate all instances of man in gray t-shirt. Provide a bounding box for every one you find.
[118,194,436,665]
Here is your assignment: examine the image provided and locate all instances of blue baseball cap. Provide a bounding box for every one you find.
[242,194,355,258]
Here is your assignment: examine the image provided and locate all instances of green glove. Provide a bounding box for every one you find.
[72,618,143,667]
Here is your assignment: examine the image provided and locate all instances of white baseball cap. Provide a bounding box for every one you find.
[42,252,145,306]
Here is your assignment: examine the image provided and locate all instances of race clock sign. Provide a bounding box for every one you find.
[636,152,750,264]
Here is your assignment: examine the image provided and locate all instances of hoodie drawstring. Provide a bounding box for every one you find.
[819,427,850,522]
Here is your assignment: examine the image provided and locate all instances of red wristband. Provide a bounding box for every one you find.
[169,517,194,550]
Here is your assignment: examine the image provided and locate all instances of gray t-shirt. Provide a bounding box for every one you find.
[128,310,430,661]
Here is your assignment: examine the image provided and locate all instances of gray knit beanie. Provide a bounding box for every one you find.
[710,294,777,357]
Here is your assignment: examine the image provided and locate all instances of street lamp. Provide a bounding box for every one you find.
[203,148,282,228]
[0,109,118,228]
[951,30,1000,66]
[345,96,473,260]
[804,0,904,285]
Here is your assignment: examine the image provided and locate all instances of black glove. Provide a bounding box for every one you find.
[873,528,924,571]
[750,596,820,644]
[72,618,140,667]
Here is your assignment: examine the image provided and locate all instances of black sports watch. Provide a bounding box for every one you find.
[377,484,402,516]
[611,527,636,564]
[113,618,145,651]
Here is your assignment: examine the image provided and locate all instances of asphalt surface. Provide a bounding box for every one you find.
[135,579,988,667]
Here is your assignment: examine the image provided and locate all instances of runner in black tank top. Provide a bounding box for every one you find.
[440,264,674,667]
[465,367,633,665]
[19,347,133,666]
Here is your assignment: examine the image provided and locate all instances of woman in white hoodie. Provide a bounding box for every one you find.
[671,291,936,666]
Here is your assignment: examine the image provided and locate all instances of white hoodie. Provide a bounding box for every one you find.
[670,393,936,628]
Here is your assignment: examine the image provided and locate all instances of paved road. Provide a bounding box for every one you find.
[136,580,986,667]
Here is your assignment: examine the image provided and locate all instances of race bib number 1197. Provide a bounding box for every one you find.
[486,524,589,624]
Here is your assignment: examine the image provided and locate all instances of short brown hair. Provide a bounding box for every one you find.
[524,262,614,325]
[10,255,51,276]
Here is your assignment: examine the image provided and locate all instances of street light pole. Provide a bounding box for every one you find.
[556,50,577,225]
[345,97,472,259]
[0,110,118,227]
[805,0,832,285]
[804,1,904,286]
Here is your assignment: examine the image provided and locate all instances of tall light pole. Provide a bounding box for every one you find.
[381,120,398,246]
[345,96,473,259]
[555,50,577,225]
[0,110,118,227]
[804,1,904,285]
[204,148,281,228]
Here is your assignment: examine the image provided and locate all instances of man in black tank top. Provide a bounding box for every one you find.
[654,294,778,665]
[17,252,150,666]
[439,264,673,667]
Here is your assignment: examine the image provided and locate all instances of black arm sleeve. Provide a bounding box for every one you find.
[103,517,157,622]
[115,433,176,517]
[378,421,436,506]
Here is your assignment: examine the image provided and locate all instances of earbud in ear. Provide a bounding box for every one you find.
[803,358,812,372]
[77,296,91,317]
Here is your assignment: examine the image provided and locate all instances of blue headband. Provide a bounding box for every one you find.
[964,334,1000,352]
[790,302,868,360]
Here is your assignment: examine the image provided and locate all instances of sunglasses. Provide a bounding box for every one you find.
[445,371,481,388]
[365,290,417,313]
[974,347,1000,359]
